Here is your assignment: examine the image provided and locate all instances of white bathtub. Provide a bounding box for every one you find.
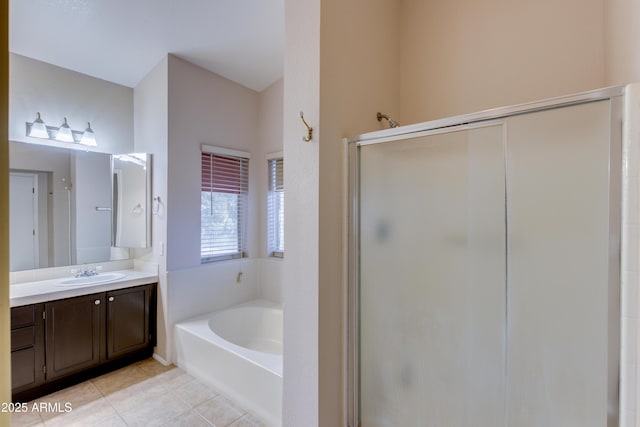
[175,299,283,426]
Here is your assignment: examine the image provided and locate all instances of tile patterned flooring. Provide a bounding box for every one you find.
[10,358,267,427]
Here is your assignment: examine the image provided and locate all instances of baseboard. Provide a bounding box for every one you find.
[152,353,170,366]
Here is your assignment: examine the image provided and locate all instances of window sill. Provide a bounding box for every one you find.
[201,252,247,263]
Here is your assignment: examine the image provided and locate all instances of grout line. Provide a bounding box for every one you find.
[227,412,247,427]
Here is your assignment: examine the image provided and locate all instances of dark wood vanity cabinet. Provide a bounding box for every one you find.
[11,283,156,401]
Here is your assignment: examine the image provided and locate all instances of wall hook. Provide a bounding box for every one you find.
[300,111,313,142]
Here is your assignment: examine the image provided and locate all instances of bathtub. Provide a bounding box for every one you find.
[175,299,282,426]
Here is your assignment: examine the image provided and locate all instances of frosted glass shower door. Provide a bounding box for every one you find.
[505,101,615,427]
[358,124,506,427]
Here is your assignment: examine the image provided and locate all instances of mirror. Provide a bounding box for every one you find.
[9,141,150,272]
[111,153,151,249]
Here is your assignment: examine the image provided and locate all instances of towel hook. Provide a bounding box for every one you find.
[300,111,313,142]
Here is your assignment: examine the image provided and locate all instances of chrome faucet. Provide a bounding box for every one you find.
[71,266,102,277]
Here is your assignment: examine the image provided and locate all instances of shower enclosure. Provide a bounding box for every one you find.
[348,88,623,427]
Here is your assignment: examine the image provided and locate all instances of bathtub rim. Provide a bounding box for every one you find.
[175,299,283,377]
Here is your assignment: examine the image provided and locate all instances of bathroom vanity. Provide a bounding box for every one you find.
[8,139,157,402]
[10,271,157,402]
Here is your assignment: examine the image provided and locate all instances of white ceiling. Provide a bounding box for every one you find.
[10,0,284,92]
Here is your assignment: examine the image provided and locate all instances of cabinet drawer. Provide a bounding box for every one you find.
[11,305,35,329]
[11,347,37,390]
[11,326,35,351]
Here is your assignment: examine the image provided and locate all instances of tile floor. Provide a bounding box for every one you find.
[10,358,267,427]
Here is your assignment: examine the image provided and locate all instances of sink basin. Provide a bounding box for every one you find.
[58,273,126,286]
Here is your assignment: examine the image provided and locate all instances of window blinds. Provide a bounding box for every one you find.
[201,151,249,262]
[267,157,284,256]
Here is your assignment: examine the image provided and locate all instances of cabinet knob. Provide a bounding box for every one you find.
[94,300,101,305]
[109,296,115,302]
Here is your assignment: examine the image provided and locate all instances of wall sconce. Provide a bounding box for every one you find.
[26,112,98,147]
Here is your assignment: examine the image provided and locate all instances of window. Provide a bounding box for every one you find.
[201,146,249,262]
[267,156,284,257]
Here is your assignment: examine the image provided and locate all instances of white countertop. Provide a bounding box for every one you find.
[10,269,159,307]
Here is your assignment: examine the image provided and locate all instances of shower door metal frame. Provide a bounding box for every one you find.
[347,86,624,427]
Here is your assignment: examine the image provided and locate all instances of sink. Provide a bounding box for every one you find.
[58,273,126,286]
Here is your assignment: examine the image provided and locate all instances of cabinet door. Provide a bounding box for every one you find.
[106,284,153,359]
[12,347,39,391]
[45,293,104,380]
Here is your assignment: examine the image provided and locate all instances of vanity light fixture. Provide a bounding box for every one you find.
[26,113,98,147]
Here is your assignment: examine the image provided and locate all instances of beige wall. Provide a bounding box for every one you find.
[1,0,10,421]
[604,0,640,85]
[399,0,606,124]
[283,0,321,423]
[283,0,399,425]
[318,1,400,425]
